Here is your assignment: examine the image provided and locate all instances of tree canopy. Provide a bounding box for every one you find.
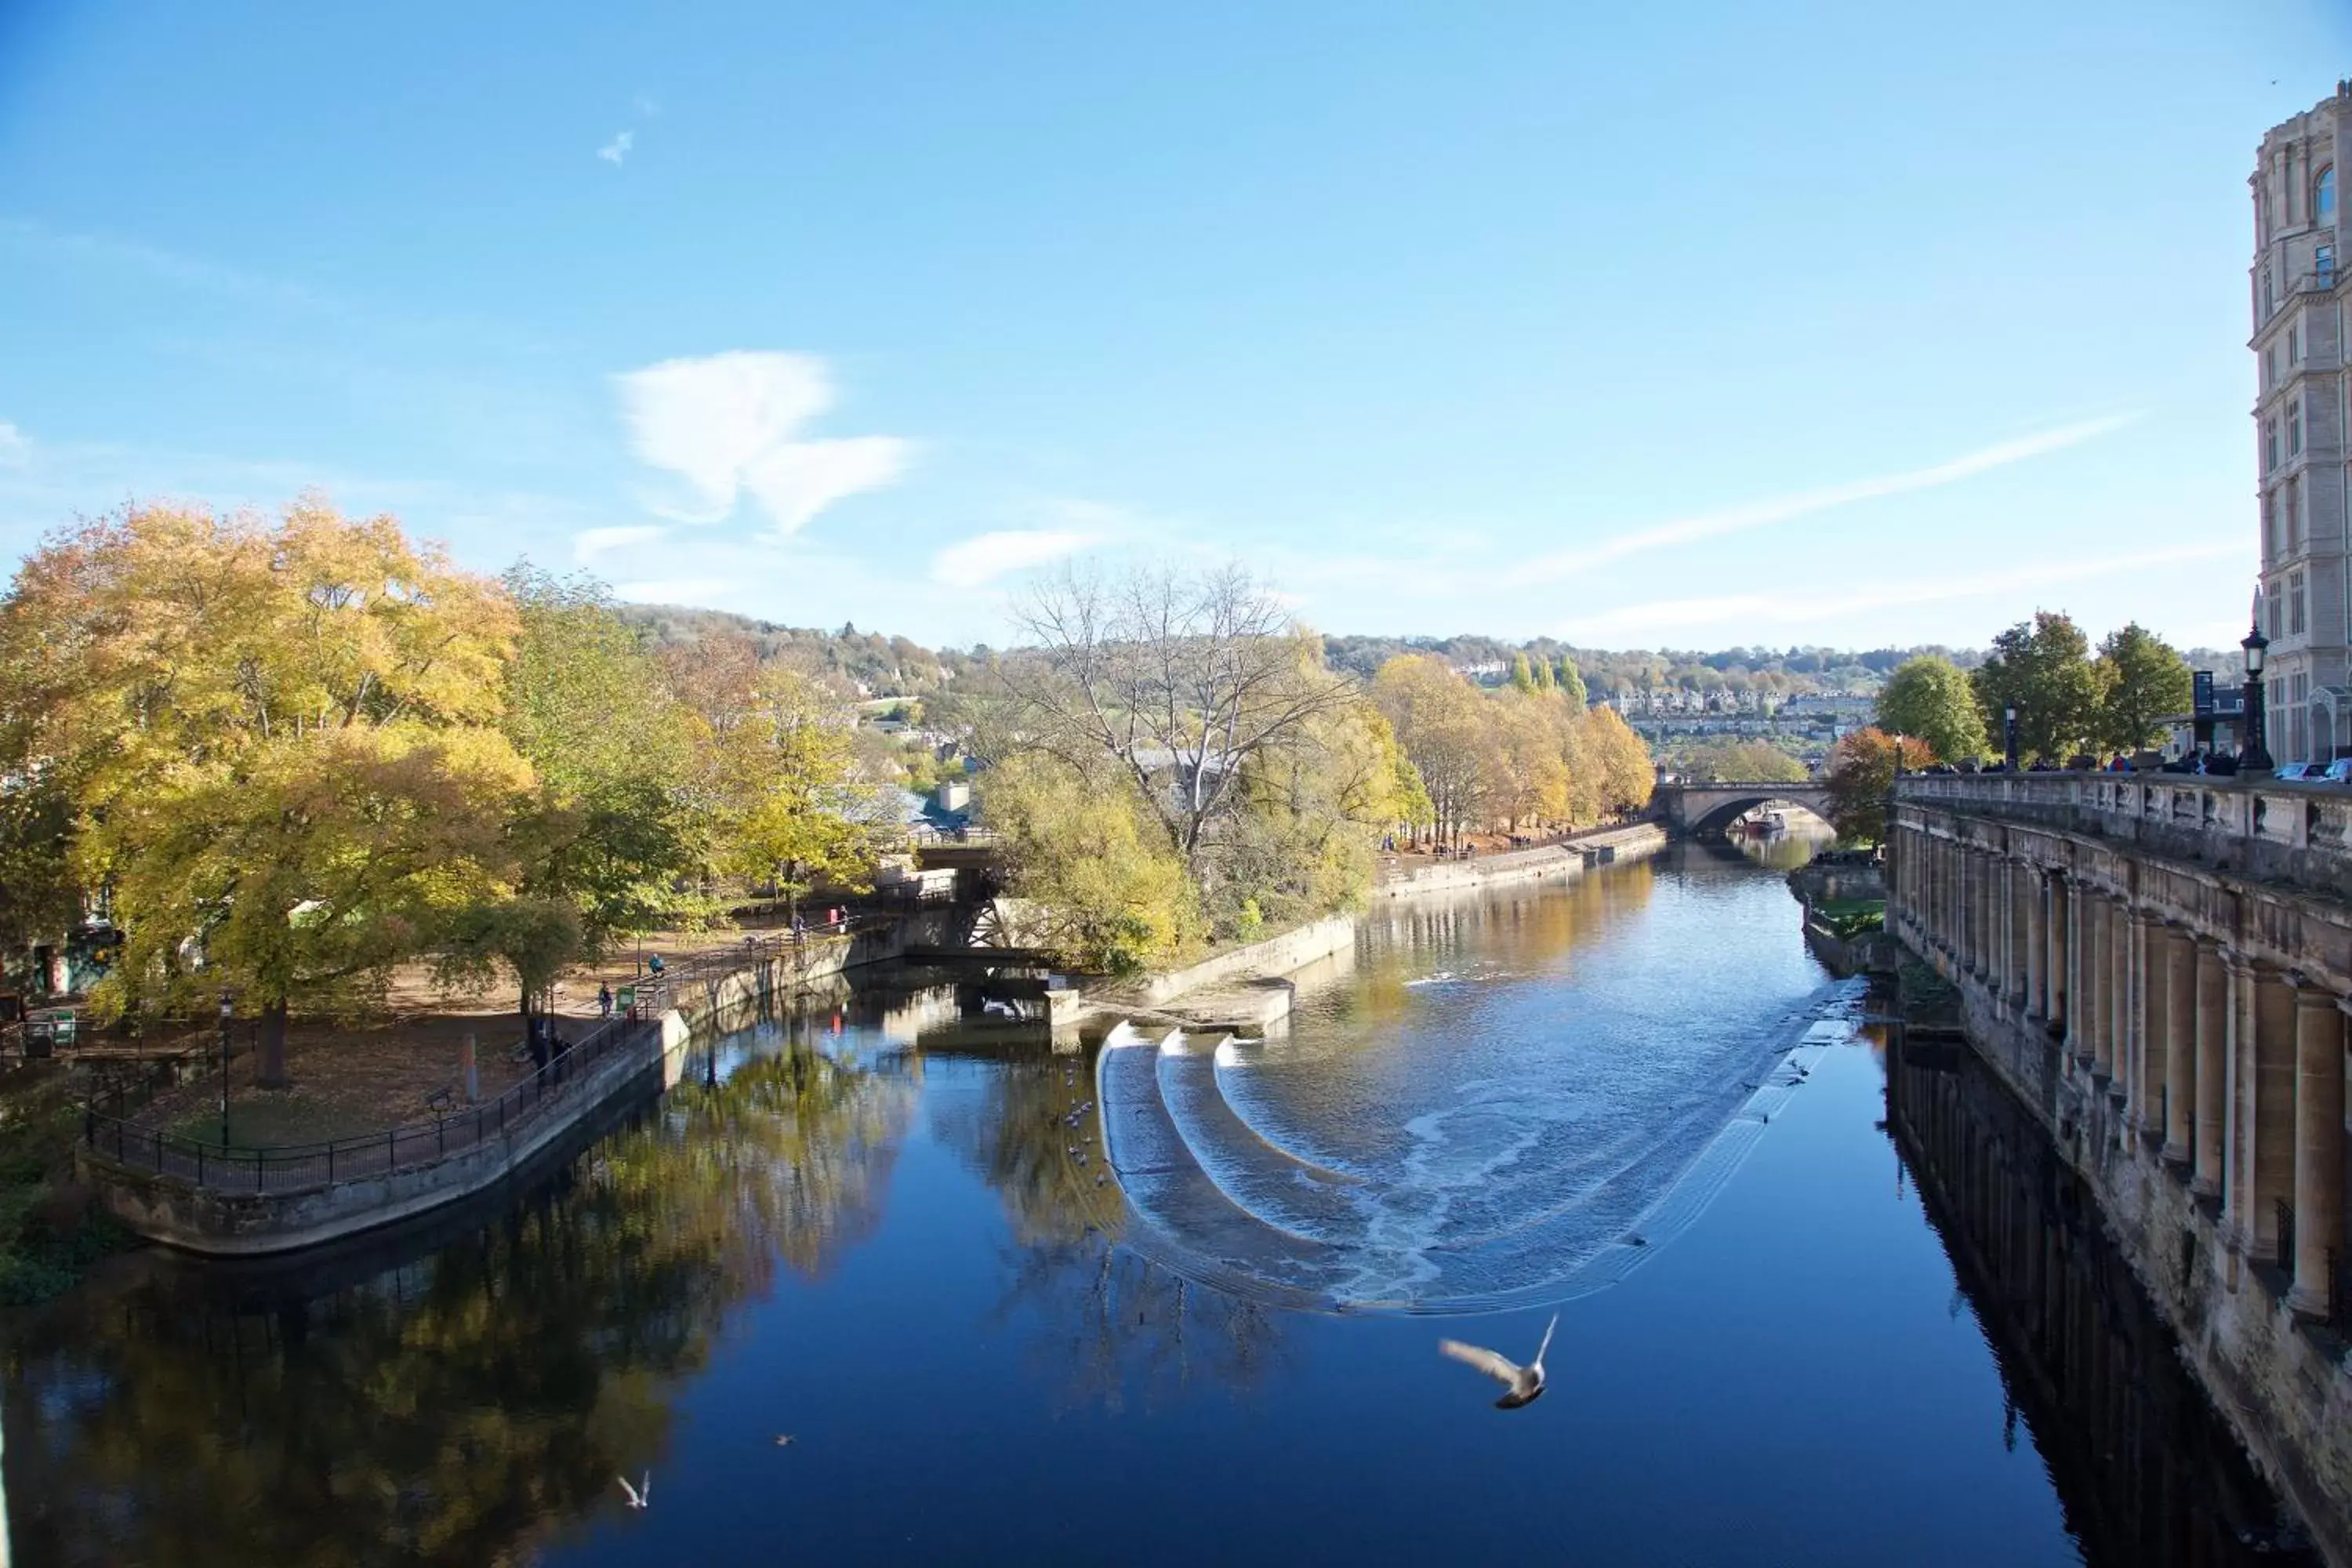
[1969,612,2103,764]
[2093,622,2192,755]
[1824,728,1933,846]
[1876,655,1991,763]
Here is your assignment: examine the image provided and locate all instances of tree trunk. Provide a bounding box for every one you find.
[256,996,292,1089]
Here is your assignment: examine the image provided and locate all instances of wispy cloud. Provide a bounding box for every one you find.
[1529,413,2140,580]
[0,216,335,313]
[597,129,635,165]
[930,528,1100,586]
[0,421,28,467]
[574,524,669,561]
[633,93,662,118]
[613,350,912,537]
[1555,541,2238,642]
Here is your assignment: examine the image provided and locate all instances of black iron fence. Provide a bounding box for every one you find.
[79,916,885,1195]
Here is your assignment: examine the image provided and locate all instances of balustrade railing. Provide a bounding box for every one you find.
[1896,770,2352,892]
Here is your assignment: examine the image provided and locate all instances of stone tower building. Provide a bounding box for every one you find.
[2253,85,2349,763]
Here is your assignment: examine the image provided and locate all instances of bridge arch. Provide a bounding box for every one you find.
[1683,794,1833,838]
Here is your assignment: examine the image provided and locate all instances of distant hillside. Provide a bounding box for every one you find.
[615,603,2246,701]
[617,604,977,697]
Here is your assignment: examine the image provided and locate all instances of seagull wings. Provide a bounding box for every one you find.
[1438,1338,1524,1388]
[1532,1312,1558,1370]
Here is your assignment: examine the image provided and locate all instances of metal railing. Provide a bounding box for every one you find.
[78,916,886,1195]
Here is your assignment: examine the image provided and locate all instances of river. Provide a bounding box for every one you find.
[1,844,2308,1565]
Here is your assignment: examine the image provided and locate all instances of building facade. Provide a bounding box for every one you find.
[2253,85,2350,764]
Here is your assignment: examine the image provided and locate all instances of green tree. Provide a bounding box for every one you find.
[1557,656,1588,710]
[2094,622,2192,755]
[1509,653,1536,693]
[979,754,1198,974]
[1532,656,1555,693]
[1876,655,1991,763]
[1824,727,1933,845]
[1970,612,2104,764]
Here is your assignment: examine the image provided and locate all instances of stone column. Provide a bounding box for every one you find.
[2024,869,2047,1022]
[2084,896,2111,1073]
[2193,938,2226,1197]
[2249,967,2299,1264]
[2288,985,2347,1316]
[2132,913,2164,1131]
[2126,907,2145,1105]
[2161,926,2195,1163]
[2223,950,2255,1244]
[2008,862,2031,1010]
[2048,873,2070,1036]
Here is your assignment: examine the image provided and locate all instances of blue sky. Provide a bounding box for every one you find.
[2,2,2344,652]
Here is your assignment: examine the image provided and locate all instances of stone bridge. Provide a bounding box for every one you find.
[1887,770,2352,1560]
[1655,779,1834,836]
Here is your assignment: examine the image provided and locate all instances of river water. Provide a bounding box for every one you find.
[2,844,2308,1565]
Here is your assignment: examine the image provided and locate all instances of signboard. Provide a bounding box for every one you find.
[2193,671,2216,717]
[616,985,636,1014]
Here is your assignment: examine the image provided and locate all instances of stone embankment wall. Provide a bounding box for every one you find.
[83,910,952,1256]
[1098,823,1670,1031]
[1888,774,2352,1566]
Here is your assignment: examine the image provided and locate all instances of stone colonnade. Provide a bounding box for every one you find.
[1889,815,2350,1321]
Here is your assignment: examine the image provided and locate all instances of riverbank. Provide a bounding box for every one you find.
[74,912,949,1257]
[1089,822,1670,1033]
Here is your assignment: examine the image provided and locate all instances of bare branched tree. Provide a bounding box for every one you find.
[996,562,1351,870]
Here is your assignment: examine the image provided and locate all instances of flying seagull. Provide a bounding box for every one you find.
[618,1472,652,1510]
[1439,1313,1558,1410]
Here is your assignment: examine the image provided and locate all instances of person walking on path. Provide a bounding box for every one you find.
[598,983,613,1019]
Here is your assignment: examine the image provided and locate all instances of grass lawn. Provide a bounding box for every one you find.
[165,1094,377,1151]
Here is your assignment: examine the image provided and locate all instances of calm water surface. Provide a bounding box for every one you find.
[3,845,2303,1565]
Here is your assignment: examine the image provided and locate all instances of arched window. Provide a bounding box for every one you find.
[2318,166,2336,223]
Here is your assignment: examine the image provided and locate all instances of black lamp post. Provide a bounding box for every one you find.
[217,989,234,1145]
[2004,702,2019,771]
[2241,610,2273,774]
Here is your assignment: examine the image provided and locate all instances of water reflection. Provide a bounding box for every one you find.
[2,1028,915,1568]
[1886,1035,2310,1565]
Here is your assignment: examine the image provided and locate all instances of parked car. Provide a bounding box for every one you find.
[2274,761,2311,781]
[2321,758,2352,785]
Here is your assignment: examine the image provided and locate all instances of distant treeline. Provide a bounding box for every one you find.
[618,606,2249,703]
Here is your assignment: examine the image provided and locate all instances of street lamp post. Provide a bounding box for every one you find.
[2241,602,2274,773]
[2004,702,2019,771]
[218,989,234,1145]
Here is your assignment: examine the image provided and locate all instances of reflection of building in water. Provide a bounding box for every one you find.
[1887,1037,2312,1565]
[874,983,964,1044]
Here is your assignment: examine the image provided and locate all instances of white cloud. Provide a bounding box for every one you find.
[1555,542,2239,642]
[613,350,912,536]
[1528,413,2140,580]
[0,421,28,467]
[573,524,669,561]
[597,130,634,165]
[929,528,1100,586]
[633,93,661,118]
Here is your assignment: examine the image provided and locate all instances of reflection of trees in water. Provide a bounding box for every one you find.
[928,1049,1121,1247]
[995,1234,1290,1415]
[3,1040,913,1568]
[927,1047,1290,1412]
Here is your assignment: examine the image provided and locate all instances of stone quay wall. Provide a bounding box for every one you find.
[1887,771,2352,1566]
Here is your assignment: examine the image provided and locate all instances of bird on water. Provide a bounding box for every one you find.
[1439,1313,1558,1409]
[618,1472,652,1510]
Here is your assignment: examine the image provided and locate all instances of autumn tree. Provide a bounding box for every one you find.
[994,564,1354,874]
[1876,655,1990,763]
[1556,656,1589,709]
[1971,612,2103,764]
[0,500,522,1083]
[978,754,1198,973]
[716,663,898,915]
[1580,705,1655,817]
[1679,740,1809,783]
[2093,622,2192,756]
[1824,727,1933,846]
